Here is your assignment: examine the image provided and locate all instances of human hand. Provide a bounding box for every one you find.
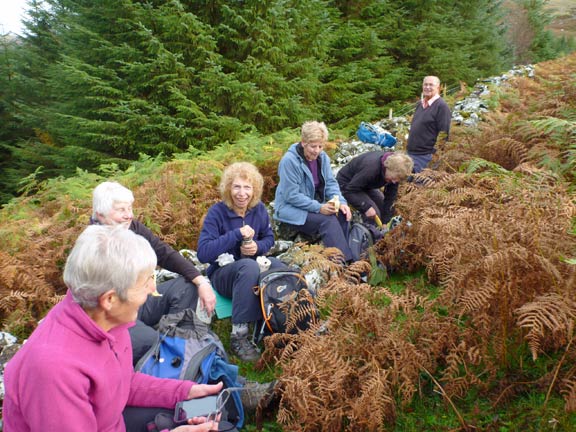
[319,202,337,215]
[239,225,255,240]
[364,207,377,218]
[171,419,218,432]
[187,382,224,400]
[340,204,352,221]
[196,279,216,315]
[240,240,258,256]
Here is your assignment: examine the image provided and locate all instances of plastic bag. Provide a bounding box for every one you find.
[356,122,397,148]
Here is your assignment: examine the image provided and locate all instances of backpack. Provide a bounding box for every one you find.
[356,122,397,148]
[135,308,244,428]
[348,222,376,261]
[255,268,320,344]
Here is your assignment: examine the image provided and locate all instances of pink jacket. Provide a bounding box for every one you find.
[4,291,193,431]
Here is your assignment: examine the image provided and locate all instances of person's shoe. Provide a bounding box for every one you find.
[241,380,277,413]
[231,334,260,362]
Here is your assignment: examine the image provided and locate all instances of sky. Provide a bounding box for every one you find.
[0,0,29,35]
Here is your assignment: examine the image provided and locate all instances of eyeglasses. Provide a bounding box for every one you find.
[172,386,249,431]
[206,387,246,431]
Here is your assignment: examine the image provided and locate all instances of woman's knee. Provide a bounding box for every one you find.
[236,258,260,274]
[233,259,260,288]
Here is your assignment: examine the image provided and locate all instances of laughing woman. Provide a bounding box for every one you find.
[197,162,283,362]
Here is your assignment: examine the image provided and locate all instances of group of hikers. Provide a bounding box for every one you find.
[3,76,450,432]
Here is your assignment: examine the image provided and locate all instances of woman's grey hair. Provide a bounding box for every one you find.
[63,225,157,309]
[92,181,134,219]
[219,162,264,210]
[383,152,414,180]
[301,121,329,144]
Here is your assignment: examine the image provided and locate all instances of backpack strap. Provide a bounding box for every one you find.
[183,344,218,382]
[134,328,168,372]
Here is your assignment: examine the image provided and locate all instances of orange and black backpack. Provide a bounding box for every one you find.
[254,267,319,343]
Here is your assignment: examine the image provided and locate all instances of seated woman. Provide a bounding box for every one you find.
[91,181,215,363]
[198,162,284,362]
[274,120,353,262]
[3,225,223,432]
[336,151,414,227]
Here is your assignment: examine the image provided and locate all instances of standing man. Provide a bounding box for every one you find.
[407,76,452,173]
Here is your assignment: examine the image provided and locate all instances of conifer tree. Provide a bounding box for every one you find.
[0,0,569,204]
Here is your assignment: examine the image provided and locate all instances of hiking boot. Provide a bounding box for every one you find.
[231,334,260,362]
[241,380,277,413]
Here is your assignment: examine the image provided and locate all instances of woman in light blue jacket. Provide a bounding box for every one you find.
[274,121,354,262]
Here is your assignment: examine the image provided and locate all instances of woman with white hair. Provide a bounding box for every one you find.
[91,181,215,363]
[3,225,223,431]
[274,121,354,262]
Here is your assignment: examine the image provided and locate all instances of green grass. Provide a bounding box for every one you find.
[395,390,576,432]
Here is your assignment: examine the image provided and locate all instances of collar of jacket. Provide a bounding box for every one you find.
[296,142,324,173]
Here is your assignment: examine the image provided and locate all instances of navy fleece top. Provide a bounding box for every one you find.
[197,201,275,277]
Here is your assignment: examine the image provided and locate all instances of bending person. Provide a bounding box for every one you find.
[198,162,285,362]
[336,151,414,227]
[91,181,216,363]
[274,120,353,262]
[4,225,223,432]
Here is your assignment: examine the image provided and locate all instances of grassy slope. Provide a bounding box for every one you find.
[546,0,576,38]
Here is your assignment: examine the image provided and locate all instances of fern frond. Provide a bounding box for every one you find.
[515,293,576,360]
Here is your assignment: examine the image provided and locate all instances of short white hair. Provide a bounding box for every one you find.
[423,75,440,86]
[92,181,134,219]
[63,225,157,309]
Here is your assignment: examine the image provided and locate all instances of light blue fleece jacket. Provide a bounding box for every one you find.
[274,143,346,226]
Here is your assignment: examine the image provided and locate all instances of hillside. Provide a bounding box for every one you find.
[546,0,576,38]
[0,52,575,430]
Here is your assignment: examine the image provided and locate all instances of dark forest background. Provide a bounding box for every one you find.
[0,0,573,204]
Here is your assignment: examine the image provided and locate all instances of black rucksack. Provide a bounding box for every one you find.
[348,222,376,261]
[255,268,319,344]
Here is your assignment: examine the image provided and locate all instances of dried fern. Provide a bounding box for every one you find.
[515,293,576,361]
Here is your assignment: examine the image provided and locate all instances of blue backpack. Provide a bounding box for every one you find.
[135,308,244,428]
[356,122,397,148]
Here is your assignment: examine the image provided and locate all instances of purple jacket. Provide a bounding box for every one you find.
[3,291,193,432]
[197,201,275,277]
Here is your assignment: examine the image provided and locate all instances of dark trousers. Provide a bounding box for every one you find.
[284,212,352,262]
[408,152,433,173]
[123,406,173,432]
[139,276,198,324]
[123,406,238,432]
[129,276,198,364]
[210,257,285,324]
